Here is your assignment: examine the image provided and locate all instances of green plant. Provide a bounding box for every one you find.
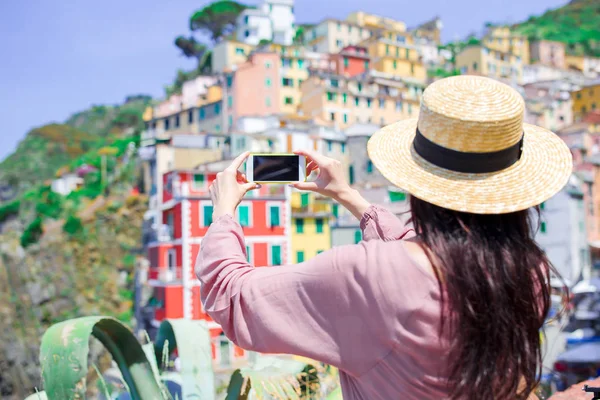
[21,217,43,247]
[0,199,20,222]
[189,1,248,43]
[63,214,83,236]
[39,316,164,399]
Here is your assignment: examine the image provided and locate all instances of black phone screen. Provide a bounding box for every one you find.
[252,155,300,182]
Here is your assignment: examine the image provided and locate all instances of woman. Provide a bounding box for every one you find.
[196,76,572,399]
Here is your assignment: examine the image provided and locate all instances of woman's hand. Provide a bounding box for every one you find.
[291,149,371,220]
[291,149,352,200]
[210,152,260,219]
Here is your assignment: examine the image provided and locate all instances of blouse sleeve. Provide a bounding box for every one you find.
[359,204,414,241]
[195,214,394,377]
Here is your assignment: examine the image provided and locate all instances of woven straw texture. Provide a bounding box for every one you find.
[367,76,573,214]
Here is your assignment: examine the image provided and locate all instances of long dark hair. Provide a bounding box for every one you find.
[410,196,555,400]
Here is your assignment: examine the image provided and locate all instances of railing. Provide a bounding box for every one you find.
[148,267,183,283]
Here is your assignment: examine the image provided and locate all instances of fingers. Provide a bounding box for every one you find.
[242,182,261,192]
[291,181,319,192]
[227,151,251,172]
[236,171,248,183]
[306,161,318,176]
[293,149,326,165]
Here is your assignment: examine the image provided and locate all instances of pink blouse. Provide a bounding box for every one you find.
[195,205,452,399]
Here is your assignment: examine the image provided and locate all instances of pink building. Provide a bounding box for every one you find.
[530,40,566,70]
[229,52,282,120]
[154,94,183,119]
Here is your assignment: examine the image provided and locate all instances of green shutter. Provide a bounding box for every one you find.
[296,251,305,262]
[332,204,339,218]
[203,205,213,226]
[367,160,373,173]
[541,221,547,233]
[271,245,282,265]
[239,205,250,227]
[389,190,406,202]
[540,202,545,210]
[349,165,355,185]
[269,205,280,226]
[246,245,251,262]
[354,230,362,244]
[193,174,204,188]
[316,218,324,233]
[296,218,304,233]
[301,193,309,207]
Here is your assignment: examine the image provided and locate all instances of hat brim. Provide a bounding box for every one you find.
[367,118,573,214]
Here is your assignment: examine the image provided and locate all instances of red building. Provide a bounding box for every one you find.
[146,159,290,366]
[334,45,371,77]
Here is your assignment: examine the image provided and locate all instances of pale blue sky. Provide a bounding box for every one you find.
[0,0,566,161]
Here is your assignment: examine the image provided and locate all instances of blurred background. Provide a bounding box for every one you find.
[1,0,599,399]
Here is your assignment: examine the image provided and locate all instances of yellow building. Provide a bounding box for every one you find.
[267,44,311,115]
[305,19,372,54]
[299,72,421,129]
[572,81,600,121]
[290,191,332,262]
[346,11,406,32]
[363,34,427,82]
[455,45,524,83]
[212,40,255,72]
[482,26,530,65]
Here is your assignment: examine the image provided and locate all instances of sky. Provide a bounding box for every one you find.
[0,0,567,162]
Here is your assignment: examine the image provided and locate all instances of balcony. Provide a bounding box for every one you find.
[149,267,183,284]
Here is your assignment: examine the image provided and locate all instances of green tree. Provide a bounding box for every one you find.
[189,1,248,43]
[174,36,212,74]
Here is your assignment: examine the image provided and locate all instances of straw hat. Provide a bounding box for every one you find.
[367,75,573,214]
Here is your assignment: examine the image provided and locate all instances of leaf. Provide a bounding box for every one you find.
[154,319,216,400]
[39,316,165,400]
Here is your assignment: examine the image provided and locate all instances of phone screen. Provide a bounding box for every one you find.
[253,155,301,182]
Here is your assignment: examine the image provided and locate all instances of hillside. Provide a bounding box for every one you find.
[514,0,600,57]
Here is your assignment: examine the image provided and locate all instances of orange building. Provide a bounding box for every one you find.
[333,45,371,77]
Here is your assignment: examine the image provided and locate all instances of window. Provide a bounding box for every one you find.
[271,245,282,265]
[238,204,250,227]
[265,61,272,69]
[380,117,385,125]
[228,96,233,108]
[393,60,397,69]
[332,203,339,218]
[354,97,360,106]
[265,78,272,87]
[235,47,245,55]
[203,204,213,226]
[330,79,339,88]
[199,108,205,120]
[246,245,252,263]
[364,60,369,69]
[343,113,348,123]
[284,97,293,105]
[337,23,341,32]
[379,98,385,109]
[188,110,193,124]
[367,98,372,108]
[408,104,412,115]
[349,165,355,184]
[269,205,280,226]
[342,93,348,104]
[389,191,406,202]
[396,101,402,112]
[473,62,478,71]
[297,251,305,262]
[327,140,333,151]
[541,221,547,234]
[282,78,294,87]
[226,75,233,87]
[405,49,409,59]
[336,40,343,48]
[348,25,352,33]
[266,97,271,107]
[244,30,249,38]
[386,45,390,55]
[357,83,362,92]
[344,57,349,68]
[298,79,303,86]
[244,16,249,24]
[215,124,221,132]
[214,103,221,115]
[354,230,362,244]
[296,218,304,233]
[593,103,597,110]
[164,118,170,131]
[327,92,335,101]
[167,249,176,270]
[367,160,373,173]
[301,193,309,207]
[341,142,346,153]
[396,47,400,57]
[330,112,335,121]
[317,250,324,254]
[282,59,292,68]
[193,174,204,189]
[540,202,545,210]
[297,59,304,68]
[316,218,324,233]
[410,63,415,75]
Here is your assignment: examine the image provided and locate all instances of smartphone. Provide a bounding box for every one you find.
[246,153,306,183]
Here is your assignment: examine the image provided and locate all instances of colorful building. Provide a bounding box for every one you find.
[529,40,566,70]
[332,45,371,77]
[305,19,372,54]
[522,80,574,132]
[235,0,295,46]
[482,26,530,65]
[212,40,255,73]
[146,163,290,366]
[363,33,427,82]
[290,191,332,262]
[346,11,406,33]
[565,55,600,79]
[409,17,443,45]
[455,45,524,83]
[299,71,421,129]
[571,80,600,121]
